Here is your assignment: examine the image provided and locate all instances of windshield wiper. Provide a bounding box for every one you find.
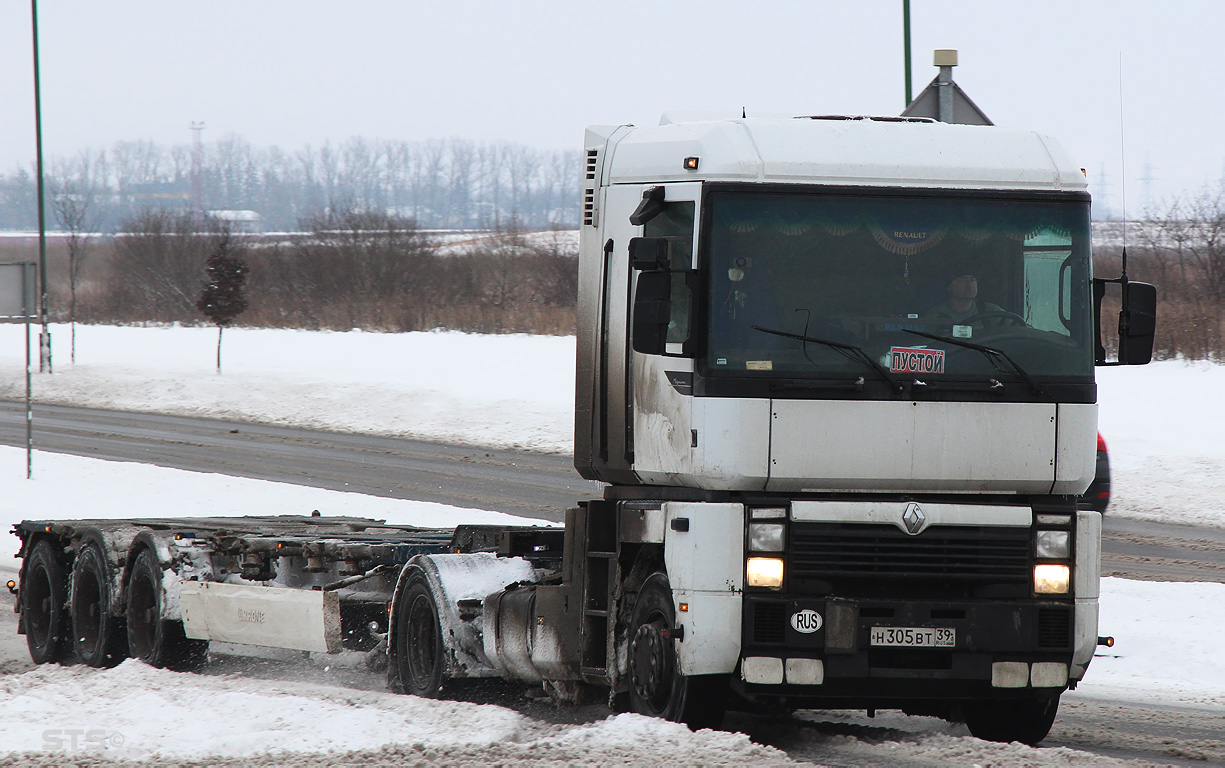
[902,329,1046,397]
[752,325,904,394]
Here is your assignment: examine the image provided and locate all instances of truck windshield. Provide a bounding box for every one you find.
[704,189,1094,383]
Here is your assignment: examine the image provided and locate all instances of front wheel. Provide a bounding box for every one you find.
[627,573,728,730]
[394,571,446,697]
[964,694,1060,745]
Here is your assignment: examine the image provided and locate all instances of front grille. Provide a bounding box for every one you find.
[790,522,1031,599]
[1037,607,1072,649]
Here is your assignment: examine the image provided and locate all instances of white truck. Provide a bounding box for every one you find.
[11,113,1155,746]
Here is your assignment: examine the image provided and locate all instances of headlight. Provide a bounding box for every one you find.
[748,522,785,552]
[1035,530,1070,559]
[1034,564,1070,594]
[746,557,784,589]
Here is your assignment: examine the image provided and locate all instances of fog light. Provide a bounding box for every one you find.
[746,557,784,589]
[1036,530,1070,559]
[1034,563,1070,594]
[749,522,785,552]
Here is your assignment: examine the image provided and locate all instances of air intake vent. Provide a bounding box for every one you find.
[752,601,787,645]
[582,149,599,227]
[1037,608,1072,649]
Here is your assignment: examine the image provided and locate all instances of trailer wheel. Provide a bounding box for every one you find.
[396,572,446,697]
[627,573,728,730]
[70,543,128,667]
[964,694,1060,745]
[22,540,70,664]
[126,548,209,671]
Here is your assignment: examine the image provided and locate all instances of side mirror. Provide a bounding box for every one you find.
[629,237,669,271]
[629,186,665,226]
[1094,278,1157,365]
[631,271,671,355]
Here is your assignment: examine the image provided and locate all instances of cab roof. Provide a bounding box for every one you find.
[591,115,1086,193]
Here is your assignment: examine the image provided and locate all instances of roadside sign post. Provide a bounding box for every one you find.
[0,262,38,477]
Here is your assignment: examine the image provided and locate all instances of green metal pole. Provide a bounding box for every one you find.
[903,0,913,107]
[31,0,51,374]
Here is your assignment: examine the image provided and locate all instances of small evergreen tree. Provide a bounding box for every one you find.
[196,233,249,373]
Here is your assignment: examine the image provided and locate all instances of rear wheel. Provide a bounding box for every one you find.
[627,573,728,730]
[126,548,208,670]
[964,694,1060,745]
[22,540,70,664]
[395,572,445,697]
[70,543,128,667]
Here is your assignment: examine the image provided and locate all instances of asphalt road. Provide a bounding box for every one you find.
[0,401,599,524]
[2,400,1223,584]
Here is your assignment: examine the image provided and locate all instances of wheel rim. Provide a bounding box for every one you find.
[630,614,674,714]
[127,566,157,660]
[25,562,54,650]
[406,592,439,690]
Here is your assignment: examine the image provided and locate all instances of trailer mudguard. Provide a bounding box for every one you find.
[387,553,540,684]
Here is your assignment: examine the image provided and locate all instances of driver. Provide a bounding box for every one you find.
[927,273,1003,323]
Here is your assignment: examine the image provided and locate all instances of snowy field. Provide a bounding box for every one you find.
[0,323,1222,763]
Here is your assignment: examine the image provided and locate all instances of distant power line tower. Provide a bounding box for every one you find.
[1093,164,1114,220]
[190,121,205,224]
[1139,153,1157,214]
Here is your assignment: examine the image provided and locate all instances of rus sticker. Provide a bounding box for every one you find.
[890,346,945,374]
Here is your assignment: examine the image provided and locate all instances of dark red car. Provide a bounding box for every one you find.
[1077,433,1111,513]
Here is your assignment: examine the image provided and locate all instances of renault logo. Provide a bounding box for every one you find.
[902,502,927,535]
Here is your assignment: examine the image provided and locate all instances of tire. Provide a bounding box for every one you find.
[126,548,209,671]
[964,694,1060,745]
[395,572,446,697]
[627,573,728,730]
[70,543,128,667]
[21,540,70,664]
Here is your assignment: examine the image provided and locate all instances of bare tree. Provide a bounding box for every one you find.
[1182,185,1225,304]
[50,178,104,362]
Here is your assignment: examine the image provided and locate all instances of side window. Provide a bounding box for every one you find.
[1022,228,1074,335]
[643,201,695,344]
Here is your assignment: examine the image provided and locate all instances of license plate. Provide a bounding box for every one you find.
[870,626,955,647]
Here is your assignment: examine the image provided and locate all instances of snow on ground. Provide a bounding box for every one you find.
[1096,360,1225,528]
[0,323,1222,762]
[1,322,1221,527]
[0,324,575,453]
[0,662,789,765]
[0,443,1222,762]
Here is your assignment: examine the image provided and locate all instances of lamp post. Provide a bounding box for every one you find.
[903,0,913,108]
[31,0,51,373]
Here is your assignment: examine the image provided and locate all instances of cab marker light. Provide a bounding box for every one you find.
[1098,636,1115,648]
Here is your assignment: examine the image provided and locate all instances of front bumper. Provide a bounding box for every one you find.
[737,595,1074,703]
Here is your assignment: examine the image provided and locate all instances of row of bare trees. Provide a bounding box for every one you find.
[1094,184,1225,360]
[75,209,577,336]
[0,135,582,232]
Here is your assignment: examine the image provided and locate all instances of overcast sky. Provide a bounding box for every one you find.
[1,1,1221,215]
